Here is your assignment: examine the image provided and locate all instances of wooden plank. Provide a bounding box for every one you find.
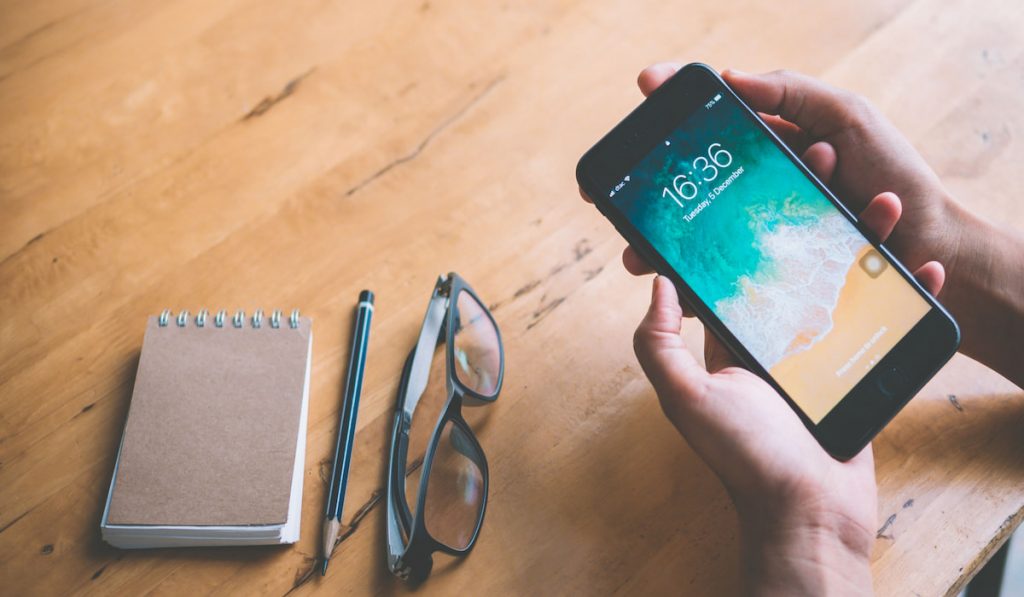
[1,0,1021,594]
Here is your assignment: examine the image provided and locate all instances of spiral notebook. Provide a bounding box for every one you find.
[101,309,312,549]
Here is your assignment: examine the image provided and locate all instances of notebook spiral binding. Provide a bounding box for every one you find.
[158,309,301,329]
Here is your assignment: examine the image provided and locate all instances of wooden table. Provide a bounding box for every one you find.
[2,0,1022,594]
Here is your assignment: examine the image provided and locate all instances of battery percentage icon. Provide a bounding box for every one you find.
[714,93,722,101]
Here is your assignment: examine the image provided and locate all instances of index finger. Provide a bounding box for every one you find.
[722,69,860,138]
[638,62,682,96]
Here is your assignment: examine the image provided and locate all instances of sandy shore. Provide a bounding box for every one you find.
[769,246,930,423]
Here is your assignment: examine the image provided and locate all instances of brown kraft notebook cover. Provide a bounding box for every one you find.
[107,314,312,526]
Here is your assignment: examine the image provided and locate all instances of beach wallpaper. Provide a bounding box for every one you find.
[611,93,930,422]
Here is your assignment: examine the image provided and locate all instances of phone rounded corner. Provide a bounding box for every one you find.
[574,154,592,190]
[818,433,868,463]
[831,445,864,463]
[575,165,604,214]
[685,62,718,76]
[927,304,962,359]
[677,62,725,87]
[938,329,962,374]
[944,313,962,355]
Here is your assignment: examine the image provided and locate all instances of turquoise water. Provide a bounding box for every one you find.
[612,95,867,369]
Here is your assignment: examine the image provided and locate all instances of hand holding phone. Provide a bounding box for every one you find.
[579,63,963,594]
[577,63,959,459]
[620,64,954,289]
[637,275,881,594]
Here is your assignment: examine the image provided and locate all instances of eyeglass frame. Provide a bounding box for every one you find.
[385,272,504,582]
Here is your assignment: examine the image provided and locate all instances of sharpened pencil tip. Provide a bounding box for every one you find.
[321,559,329,576]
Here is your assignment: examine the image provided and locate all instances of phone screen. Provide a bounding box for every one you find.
[607,90,931,423]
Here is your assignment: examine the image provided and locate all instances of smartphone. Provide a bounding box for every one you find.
[576,63,960,459]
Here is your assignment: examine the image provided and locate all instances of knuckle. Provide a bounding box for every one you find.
[841,90,866,108]
[838,91,876,122]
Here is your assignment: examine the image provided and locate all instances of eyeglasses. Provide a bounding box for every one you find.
[386,273,504,582]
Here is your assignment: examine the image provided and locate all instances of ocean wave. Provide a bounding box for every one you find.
[714,211,867,370]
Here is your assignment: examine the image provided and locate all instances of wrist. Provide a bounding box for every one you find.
[738,504,874,596]
[935,198,1024,385]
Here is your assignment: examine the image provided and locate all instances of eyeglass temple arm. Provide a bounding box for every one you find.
[387,283,448,577]
[401,291,448,420]
[386,411,409,574]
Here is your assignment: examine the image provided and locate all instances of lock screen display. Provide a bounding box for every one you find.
[609,91,930,423]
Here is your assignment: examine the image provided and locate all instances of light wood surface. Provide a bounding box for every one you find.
[2,0,1022,595]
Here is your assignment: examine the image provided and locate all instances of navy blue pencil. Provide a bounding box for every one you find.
[321,290,374,576]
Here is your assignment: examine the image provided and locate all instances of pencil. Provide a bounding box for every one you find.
[322,290,374,576]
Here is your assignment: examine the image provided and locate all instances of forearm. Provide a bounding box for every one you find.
[741,522,873,596]
[940,200,1024,387]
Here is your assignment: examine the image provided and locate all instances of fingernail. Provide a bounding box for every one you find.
[724,68,749,78]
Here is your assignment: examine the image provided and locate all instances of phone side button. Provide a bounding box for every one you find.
[876,366,909,398]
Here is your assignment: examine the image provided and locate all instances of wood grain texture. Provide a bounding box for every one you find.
[1,0,1022,594]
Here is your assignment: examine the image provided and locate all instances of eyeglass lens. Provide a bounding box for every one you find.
[423,420,485,549]
[451,290,501,397]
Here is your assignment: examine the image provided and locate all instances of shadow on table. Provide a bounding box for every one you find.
[369,388,498,594]
[82,349,310,587]
[875,389,1024,477]
[81,348,402,594]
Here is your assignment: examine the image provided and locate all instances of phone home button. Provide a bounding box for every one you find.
[876,366,908,398]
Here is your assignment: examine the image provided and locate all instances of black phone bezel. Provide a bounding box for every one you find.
[575,63,960,460]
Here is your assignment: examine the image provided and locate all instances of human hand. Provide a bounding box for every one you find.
[634,200,944,594]
[614,63,960,285]
[584,64,1024,379]
[585,64,948,594]
[706,66,1024,383]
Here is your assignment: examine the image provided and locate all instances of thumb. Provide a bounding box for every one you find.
[634,279,778,472]
[633,277,708,405]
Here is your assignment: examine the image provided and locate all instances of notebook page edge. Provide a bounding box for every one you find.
[280,325,313,544]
